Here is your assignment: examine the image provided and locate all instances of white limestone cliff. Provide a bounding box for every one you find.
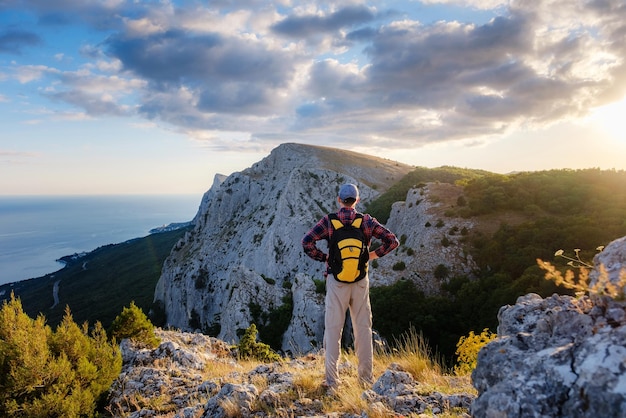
[154,143,477,353]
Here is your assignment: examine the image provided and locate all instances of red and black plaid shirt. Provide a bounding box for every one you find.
[302,207,399,263]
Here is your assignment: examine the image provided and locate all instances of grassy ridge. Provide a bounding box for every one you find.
[0,227,191,330]
[364,166,489,222]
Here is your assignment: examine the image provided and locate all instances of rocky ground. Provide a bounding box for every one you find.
[106,329,475,417]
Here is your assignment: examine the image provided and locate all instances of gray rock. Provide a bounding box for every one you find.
[472,235,626,418]
[107,329,473,417]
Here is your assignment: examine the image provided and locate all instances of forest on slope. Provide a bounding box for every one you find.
[368,167,626,363]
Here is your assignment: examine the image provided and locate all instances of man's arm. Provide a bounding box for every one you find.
[369,217,399,258]
[302,217,329,262]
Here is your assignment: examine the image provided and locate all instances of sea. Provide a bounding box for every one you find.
[0,195,201,286]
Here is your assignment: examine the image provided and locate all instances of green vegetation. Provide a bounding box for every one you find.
[0,227,191,331]
[365,166,489,223]
[370,168,626,364]
[110,301,161,349]
[0,294,122,417]
[236,324,282,363]
[249,293,294,351]
[371,280,465,364]
[4,167,625,375]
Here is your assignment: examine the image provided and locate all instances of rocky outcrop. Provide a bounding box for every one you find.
[471,235,626,417]
[384,182,477,294]
[107,329,475,417]
[590,235,626,293]
[154,143,478,353]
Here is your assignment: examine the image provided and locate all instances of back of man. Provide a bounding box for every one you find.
[302,183,399,390]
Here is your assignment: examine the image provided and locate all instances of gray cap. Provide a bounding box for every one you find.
[338,183,359,202]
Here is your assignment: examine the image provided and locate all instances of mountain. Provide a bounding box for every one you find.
[153,143,480,353]
[4,143,625,361]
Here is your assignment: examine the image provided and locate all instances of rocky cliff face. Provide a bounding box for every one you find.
[154,143,477,353]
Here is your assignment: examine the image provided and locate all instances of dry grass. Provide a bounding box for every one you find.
[116,330,474,417]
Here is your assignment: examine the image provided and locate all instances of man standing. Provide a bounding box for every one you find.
[302,183,399,390]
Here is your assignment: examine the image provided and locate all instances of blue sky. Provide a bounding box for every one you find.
[1,0,625,195]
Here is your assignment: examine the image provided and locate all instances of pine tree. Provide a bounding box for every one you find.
[109,301,161,348]
[0,294,122,417]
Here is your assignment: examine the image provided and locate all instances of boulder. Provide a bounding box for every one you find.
[472,235,626,417]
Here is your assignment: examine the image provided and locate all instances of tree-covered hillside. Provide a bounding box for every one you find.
[370,168,626,364]
[0,227,191,330]
[365,166,490,223]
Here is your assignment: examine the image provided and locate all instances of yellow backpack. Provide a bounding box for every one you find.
[327,213,369,282]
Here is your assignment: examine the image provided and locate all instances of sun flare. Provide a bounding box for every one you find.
[591,98,626,143]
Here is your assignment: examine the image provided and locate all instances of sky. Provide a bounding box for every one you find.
[1,0,625,196]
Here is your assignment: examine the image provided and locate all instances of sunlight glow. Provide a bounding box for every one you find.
[590,98,626,143]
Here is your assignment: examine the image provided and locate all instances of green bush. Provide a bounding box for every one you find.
[434,264,450,279]
[0,294,122,417]
[110,301,161,349]
[392,261,406,271]
[237,324,282,363]
[313,278,326,294]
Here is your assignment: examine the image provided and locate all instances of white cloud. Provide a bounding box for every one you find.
[419,0,507,10]
[4,0,626,151]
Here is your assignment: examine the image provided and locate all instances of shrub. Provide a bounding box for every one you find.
[313,278,326,294]
[237,324,282,363]
[400,234,407,245]
[110,301,161,348]
[434,264,450,279]
[454,328,497,375]
[392,261,406,271]
[0,294,122,417]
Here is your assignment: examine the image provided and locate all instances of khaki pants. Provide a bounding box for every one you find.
[323,275,373,387]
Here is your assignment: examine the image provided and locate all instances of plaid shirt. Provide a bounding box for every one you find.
[302,207,399,263]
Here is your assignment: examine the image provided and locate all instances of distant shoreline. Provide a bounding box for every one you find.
[0,193,197,287]
[55,221,194,267]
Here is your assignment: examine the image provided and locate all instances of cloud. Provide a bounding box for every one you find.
[34,68,146,117]
[271,5,377,37]
[0,149,38,165]
[419,0,506,10]
[4,0,626,150]
[105,25,301,117]
[0,29,42,54]
[293,0,626,144]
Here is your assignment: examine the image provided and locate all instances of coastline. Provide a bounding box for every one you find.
[0,195,200,286]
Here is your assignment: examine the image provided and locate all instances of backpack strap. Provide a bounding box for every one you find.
[328,213,363,230]
[329,214,344,230]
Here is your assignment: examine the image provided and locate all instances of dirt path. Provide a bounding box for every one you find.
[51,280,60,309]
